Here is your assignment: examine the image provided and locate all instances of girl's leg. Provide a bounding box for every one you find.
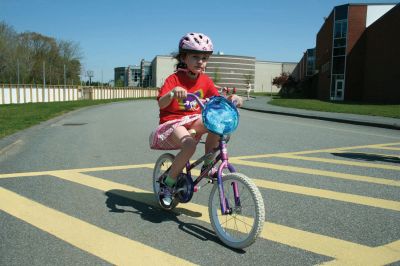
[189,118,219,154]
[205,132,219,154]
[188,119,219,176]
[167,126,197,181]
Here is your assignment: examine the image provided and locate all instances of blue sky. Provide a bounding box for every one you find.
[0,0,395,82]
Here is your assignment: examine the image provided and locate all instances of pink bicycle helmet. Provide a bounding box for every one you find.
[179,32,213,54]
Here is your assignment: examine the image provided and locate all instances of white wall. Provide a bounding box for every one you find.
[0,86,81,104]
[282,63,297,75]
[254,61,282,93]
[0,86,158,104]
[366,5,395,27]
[152,56,177,88]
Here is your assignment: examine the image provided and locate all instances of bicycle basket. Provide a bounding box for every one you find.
[202,96,239,135]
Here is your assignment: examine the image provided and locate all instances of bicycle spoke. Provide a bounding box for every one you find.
[229,216,254,228]
[219,216,236,225]
[234,216,249,235]
[233,218,239,237]
[218,213,254,236]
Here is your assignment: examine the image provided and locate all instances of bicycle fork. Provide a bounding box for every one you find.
[217,139,240,215]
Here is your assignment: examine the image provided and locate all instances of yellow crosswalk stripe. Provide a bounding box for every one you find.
[187,169,400,211]
[0,163,154,179]
[372,146,400,151]
[253,179,400,211]
[321,240,400,265]
[230,158,400,187]
[0,187,195,266]
[1,168,399,265]
[273,154,400,171]
[232,142,400,160]
[49,171,399,264]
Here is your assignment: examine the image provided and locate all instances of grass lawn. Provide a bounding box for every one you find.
[0,98,154,139]
[269,98,400,118]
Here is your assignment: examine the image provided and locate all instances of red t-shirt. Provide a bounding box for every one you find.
[157,71,219,124]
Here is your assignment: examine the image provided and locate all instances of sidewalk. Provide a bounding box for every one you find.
[241,96,400,130]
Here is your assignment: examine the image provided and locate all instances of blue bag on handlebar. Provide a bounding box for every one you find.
[202,96,239,135]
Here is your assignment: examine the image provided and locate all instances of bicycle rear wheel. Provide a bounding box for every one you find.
[152,153,179,210]
[208,173,265,249]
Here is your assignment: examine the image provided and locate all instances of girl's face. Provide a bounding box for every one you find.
[183,53,210,75]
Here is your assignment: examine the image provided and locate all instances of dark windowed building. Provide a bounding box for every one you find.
[294,48,316,81]
[114,59,152,87]
[316,3,399,102]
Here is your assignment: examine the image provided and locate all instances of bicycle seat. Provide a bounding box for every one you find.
[202,96,239,135]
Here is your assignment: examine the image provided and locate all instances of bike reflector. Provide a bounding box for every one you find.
[202,96,239,135]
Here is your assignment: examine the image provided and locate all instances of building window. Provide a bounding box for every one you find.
[330,74,345,98]
[334,37,346,48]
[334,20,347,39]
[332,56,345,74]
[306,49,316,76]
[132,69,140,82]
[335,5,348,20]
[333,47,346,56]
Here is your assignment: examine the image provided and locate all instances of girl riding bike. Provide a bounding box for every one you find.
[149,32,242,207]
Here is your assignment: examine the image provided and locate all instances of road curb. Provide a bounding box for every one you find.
[240,106,400,130]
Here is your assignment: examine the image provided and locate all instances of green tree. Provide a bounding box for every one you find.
[272,72,298,97]
[0,22,18,83]
[0,21,82,84]
[115,79,124,87]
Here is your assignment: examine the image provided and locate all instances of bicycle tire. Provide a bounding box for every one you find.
[152,153,179,210]
[208,173,265,249]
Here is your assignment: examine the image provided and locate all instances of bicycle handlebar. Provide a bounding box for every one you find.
[185,93,239,109]
[185,93,205,110]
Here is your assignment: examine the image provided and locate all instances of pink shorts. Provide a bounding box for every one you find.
[149,114,201,150]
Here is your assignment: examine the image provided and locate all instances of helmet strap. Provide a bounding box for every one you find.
[176,68,200,78]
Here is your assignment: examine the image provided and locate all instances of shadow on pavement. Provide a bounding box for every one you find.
[104,189,246,253]
[332,152,400,164]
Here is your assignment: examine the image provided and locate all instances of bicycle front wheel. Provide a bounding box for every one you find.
[208,173,265,249]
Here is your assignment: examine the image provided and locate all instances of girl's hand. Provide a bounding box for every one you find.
[228,94,243,107]
[159,86,187,109]
[172,86,187,99]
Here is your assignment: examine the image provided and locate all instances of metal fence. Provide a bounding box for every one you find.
[0,84,158,105]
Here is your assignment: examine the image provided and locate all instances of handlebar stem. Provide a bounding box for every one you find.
[186,93,205,110]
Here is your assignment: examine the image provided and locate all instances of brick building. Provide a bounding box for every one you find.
[315,3,399,103]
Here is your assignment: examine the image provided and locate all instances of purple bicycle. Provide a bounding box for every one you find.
[152,93,265,249]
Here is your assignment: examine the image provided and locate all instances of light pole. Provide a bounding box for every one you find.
[43,61,46,88]
[17,59,20,85]
[64,64,66,88]
[86,70,94,86]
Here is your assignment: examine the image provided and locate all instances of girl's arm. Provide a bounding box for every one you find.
[227,94,243,107]
[158,86,187,109]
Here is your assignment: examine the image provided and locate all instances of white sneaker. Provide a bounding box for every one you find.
[161,184,174,207]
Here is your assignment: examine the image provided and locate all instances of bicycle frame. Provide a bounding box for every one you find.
[184,136,238,215]
[183,93,240,215]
